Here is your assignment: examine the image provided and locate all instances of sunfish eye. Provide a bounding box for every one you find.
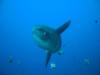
[37,28,50,40]
[42,31,50,39]
[43,31,48,36]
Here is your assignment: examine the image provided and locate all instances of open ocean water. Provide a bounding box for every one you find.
[0,0,100,75]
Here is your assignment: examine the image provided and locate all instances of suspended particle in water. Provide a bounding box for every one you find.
[84,58,90,65]
[8,56,14,64]
[68,29,72,33]
[74,29,80,32]
[95,20,98,24]
[8,58,13,64]
[58,50,63,55]
[17,60,21,65]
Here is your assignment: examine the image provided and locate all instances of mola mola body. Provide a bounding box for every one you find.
[32,20,71,67]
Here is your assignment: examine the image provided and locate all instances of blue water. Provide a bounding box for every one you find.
[0,0,100,75]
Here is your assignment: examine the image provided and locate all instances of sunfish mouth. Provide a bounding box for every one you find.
[32,28,50,41]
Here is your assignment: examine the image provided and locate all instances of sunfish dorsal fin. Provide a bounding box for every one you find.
[45,51,52,67]
[56,20,71,34]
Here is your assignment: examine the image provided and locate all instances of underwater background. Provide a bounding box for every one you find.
[0,0,100,75]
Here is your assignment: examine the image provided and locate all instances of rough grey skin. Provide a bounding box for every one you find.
[32,20,71,67]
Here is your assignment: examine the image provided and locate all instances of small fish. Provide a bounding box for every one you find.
[50,63,56,70]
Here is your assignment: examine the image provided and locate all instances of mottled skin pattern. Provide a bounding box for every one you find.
[32,20,71,67]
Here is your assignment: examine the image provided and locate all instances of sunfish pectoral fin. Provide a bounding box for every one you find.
[56,20,71,34]
[45,51,52,67]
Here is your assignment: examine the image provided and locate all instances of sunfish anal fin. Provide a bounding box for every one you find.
[45,52,52,67]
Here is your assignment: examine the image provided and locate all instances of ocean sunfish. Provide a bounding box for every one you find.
[32,20,71,67]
